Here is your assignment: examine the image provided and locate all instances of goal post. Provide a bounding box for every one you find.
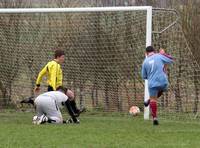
[144,7,152,120]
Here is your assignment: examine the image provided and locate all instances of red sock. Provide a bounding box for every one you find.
[150,99,157,119]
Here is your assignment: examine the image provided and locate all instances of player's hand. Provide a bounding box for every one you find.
[34,86,40,93]
[66,89,74,99]
[159,48,165,54]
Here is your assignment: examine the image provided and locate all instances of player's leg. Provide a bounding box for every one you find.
[36,114,62,124]
[20,96,34,106]
[32,96,60,124]
[48,116,63,123]
[41,98,63,124]
[46,104,63,124]
[157,90,163,98]
[149,97,159,125]
[69,99,86,117]
[144,89,164,107]
[33,97,46,124]
[157,84,168,98]
[144,99,150,107]
[66,89,85,117]
[64,99,79,123]
[148,88,159,125]
[33,96,61,124]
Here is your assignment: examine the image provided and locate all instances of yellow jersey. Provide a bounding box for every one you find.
[36,60,63,90]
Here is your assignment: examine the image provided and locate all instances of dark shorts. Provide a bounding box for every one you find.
[48,85,54,92]
[149,85,167,97]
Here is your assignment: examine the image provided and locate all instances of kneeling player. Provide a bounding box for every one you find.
[33,87,80,124]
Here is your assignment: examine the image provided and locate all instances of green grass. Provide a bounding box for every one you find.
[0,111,200,148]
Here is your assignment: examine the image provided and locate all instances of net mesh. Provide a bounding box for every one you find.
[152,9,200,120]
[0,8,199,120]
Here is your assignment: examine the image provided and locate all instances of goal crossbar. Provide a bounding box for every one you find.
[0,6,152,13]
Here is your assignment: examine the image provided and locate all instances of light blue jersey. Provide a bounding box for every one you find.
[142,53,173,89]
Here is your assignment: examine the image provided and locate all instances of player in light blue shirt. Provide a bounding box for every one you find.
[142,46,173,125]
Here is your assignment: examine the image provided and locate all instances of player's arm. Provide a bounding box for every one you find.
[159,49,174,64]
[35,64,48,92]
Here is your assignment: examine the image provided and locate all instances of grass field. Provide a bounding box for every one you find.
[0,111,200,148]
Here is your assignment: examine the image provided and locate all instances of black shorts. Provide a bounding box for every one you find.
[48,85,54,91]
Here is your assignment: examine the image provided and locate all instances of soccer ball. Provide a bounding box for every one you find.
[129,106,140,116]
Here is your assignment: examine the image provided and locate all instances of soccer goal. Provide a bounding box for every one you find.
[0,6,199,120]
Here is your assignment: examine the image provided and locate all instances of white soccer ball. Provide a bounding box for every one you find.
[129,106,140,116]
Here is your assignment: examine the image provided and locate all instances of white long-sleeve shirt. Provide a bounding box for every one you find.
[35,91,68,108]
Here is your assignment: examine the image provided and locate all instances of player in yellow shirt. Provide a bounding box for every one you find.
[35,49,65,92]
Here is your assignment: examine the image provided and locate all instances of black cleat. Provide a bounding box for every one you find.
[74,107,86,117]
[144,100,150,107]
[66,118,73,123]
[36,114,48,125]
[65,118,80,124]
[79,107,86,114]
[153,119,159,125]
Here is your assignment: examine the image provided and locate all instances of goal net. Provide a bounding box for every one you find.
[152,9,200,120]
[0,7,199,120]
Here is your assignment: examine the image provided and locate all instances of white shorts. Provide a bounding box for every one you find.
[34,95,63,123]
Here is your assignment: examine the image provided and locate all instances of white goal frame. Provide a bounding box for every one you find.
[0,6,152,120]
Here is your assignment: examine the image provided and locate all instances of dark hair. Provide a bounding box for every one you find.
[55,49,65,58]
[56,86,68,94]
[146,46,155,52]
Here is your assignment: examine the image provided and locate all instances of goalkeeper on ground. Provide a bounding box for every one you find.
[142,46,173,125]
[32,86,80,124]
